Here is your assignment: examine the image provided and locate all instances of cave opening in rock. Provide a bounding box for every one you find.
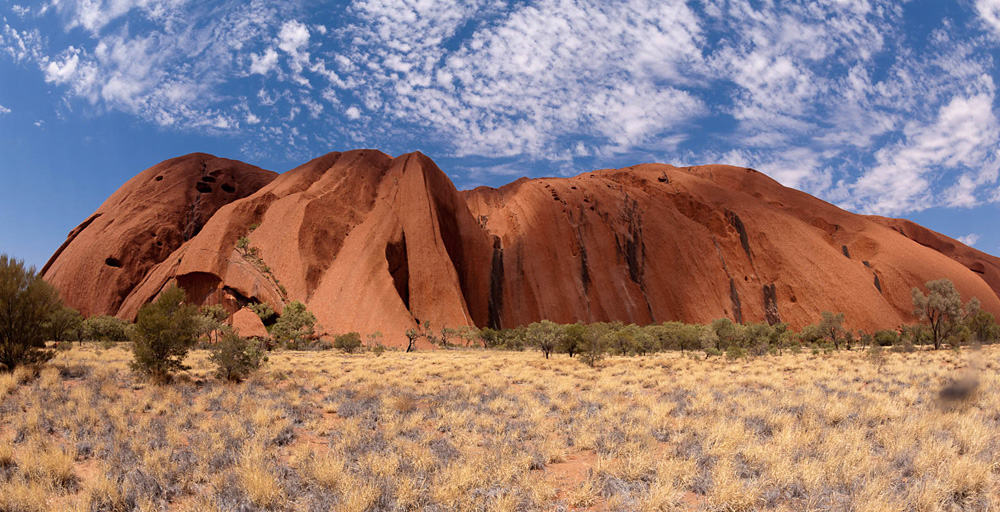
[195,182,212,193]
[104,257,122,268]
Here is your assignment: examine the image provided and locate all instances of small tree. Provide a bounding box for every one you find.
[249,302,278,326]
[270,301,316,349]
[81,315,131,342]
[560,323,585,357]
[818,312,846,350]
[912,279,963,350]
[454,325,480,347]
[197,304,228,344]
[334,332,362,353]
[405,328,419,352]
[579,326,606,368]
[209,331,267,382]
[131,285,201,381]
[964,298,999,344]
[527,320,560,359]
[710,318,740,351]
[0,255,60,371]
[45,306,83,342]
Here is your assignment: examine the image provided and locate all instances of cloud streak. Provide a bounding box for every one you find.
[1,0,999,216]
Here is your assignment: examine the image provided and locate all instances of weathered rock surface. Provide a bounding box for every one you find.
[229,307,269,339]
[41,154,277,316]
[44,152,1000,346]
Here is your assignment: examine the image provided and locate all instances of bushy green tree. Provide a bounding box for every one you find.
[196,304,228,343]
[559,323,585,357]
[796,323,823,346]
[270,301,316,349]
[209,331,267,382]
[334,332,362,353]
[454,325,480,347]
[818,312,847,350]
[131,285,201,381]
[963,298,999,344]
[477,327,501,349]
[0,255,60,371]
[249,302,278,326]
[631,326,656,355]
[912,279,963,350]
[45,306,83,342]
[81,315,131,342]
[527,320,561,358]
[579,325,606,368]
[710,318,740,351]
[873,329,900,347]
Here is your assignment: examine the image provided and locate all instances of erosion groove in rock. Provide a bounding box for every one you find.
[44,152,1000,345]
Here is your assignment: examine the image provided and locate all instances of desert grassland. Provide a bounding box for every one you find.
[0,346,997,512]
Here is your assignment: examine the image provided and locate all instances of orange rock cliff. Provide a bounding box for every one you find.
[42,150,1000,346]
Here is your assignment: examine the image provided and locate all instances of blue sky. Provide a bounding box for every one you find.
[1,0,999,269]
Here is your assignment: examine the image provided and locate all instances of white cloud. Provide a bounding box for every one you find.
[338,0,706,158]
[277,20,311,85]
[249,47,278,75]
[50,0,190,34]
[278,20,309,55]
[1,22,44,62]
[850,93,999,214]
[43,47,81,84]
[956,233,981,246]
[976,0,1000,35]
[26,0,294,130]
[0,104,10,115]
[5,0,1000,218]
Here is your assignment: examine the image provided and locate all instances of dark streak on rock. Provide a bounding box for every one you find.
[488,236,504,329]
[762,283,780,325]
[726,210,752,262]
[730,278,743,324]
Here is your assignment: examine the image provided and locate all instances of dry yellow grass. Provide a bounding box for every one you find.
[0,343,997,510]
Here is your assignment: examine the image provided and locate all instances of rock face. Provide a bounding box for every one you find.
[42,154,277,316]
[229,307,269,339]
[44,152,1000,346]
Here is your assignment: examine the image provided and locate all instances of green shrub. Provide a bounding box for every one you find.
[249,302,278,326]
[209,331,267,382]
[0,254,60,371]
[559,324,585,357]
[527,320,561,358]
[45,306,83,342]
[579,327,606,368]
[334,332,362,353]
[270,301,316,349]
[725,345,746,360]
[704,347,722,357]
[867,343,886,371]
[82,315,131,342]
[873,330,899,347]
[130,285,202,381]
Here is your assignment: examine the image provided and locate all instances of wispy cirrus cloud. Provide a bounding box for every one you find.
[1,0,999,217]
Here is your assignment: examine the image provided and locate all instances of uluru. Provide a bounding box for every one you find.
[41,150,1000,346]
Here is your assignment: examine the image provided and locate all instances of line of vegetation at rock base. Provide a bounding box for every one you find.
[2,252,999,381]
